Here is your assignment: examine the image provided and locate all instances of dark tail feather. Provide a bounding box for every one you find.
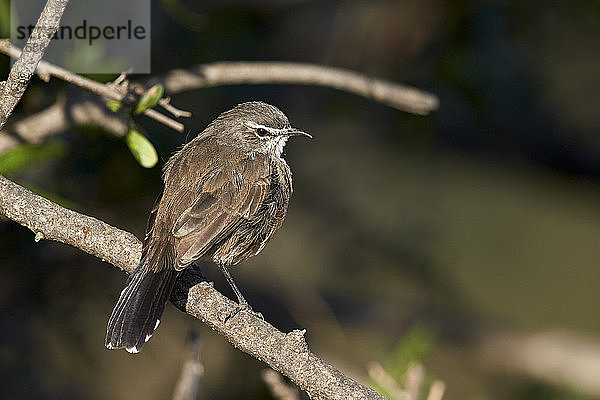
[105,262,177,353]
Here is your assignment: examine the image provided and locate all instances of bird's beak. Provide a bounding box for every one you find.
[284,127,312,139]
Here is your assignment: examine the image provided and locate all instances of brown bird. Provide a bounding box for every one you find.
[106,101,310,353]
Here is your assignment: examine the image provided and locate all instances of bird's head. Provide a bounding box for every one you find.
[209,101,311,157]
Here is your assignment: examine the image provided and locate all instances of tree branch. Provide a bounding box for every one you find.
[155,62,439,115]
[478,330,600,398]
[0,0,69,129]
[1,44,438,151]
[0,40,186,133]
[0,173,387,400]
[0,174,141,272]
[0,96,128,154]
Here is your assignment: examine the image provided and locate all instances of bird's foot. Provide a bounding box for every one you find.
[224,300,264,324]
[237,300,264,320]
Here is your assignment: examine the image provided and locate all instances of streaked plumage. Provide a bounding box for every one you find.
[105,102,309,353]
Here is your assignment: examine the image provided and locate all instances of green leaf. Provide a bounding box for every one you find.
[0,141,69,176]
[369,325,437,399]
[385,324,435,379]
[133,84,164,115]
[0,0,10,37]
[106,100,123,112]
[125,128,158,168]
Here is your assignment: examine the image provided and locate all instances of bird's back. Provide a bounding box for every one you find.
[144,136,292,270]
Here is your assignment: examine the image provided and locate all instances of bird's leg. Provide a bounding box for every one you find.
[217,263,265,322]
[217,262,251,309]
[217,263,264,322]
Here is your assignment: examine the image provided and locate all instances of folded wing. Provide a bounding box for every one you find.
[171,155,271,268]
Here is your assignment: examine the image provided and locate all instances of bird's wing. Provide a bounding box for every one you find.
[171,154,271,269]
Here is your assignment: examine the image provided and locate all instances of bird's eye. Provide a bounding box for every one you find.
[256,127,268,137]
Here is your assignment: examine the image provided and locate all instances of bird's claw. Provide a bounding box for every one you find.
[224,301,264,324]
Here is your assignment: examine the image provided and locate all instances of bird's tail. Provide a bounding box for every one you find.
[105,261,177,353]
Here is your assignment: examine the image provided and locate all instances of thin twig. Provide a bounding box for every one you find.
[144,108,187,132]
[0,40,185,133]
[172,329,204,400]
[367,362,444,400]
[155,62,439,115]
[0,0,69,129]
[0,173,387,400]
[160,97,193,118]
[262,369,301,400]
[367,362,406,400]
[425,381,445,400]
[404,364,424,400]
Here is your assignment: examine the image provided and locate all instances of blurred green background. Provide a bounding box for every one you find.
[1,1,600,399]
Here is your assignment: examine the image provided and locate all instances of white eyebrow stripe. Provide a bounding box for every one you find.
[246,121,286,139]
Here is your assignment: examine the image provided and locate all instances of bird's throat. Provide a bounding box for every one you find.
[272,136,289,158]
